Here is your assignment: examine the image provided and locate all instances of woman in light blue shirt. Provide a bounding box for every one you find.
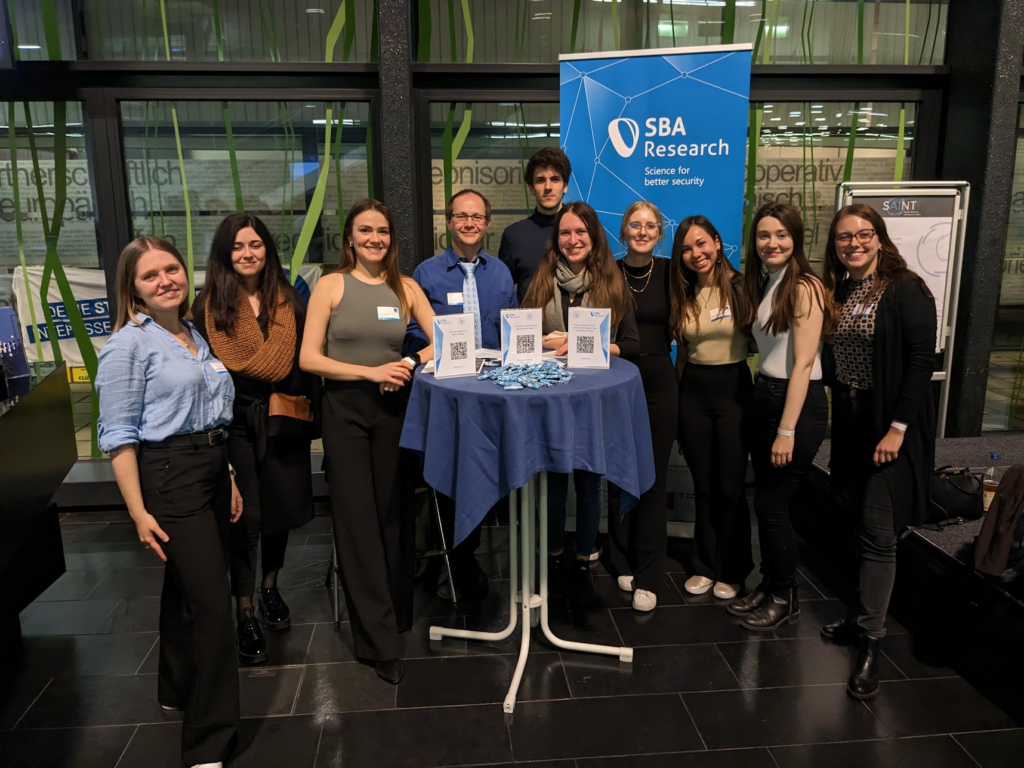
[97,236,242,768]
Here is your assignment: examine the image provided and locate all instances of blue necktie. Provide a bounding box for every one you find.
[459,260,482,350]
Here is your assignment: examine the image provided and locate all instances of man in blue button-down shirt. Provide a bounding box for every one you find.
[404,189,517,356]
[406,189,517,601]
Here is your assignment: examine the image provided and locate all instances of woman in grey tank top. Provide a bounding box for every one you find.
[300,199,434,685]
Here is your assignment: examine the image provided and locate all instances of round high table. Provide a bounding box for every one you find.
[399,357,655,713]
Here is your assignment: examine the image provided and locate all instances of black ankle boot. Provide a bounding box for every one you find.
[547,554,566,600]
[739,585,800,632]
[258,586,291,631]
[820,615,858,645]
[570,558,596,607]
[847,635,881,699]
[375,658,404,685]
[726,579,770,616]
[237,608,267,665]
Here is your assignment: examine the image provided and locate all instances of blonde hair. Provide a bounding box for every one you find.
[112,236,190,332]
[619,200,664,248]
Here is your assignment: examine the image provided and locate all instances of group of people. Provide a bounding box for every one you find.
[95,146,936,768]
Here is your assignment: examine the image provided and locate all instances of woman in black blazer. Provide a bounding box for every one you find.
[821,203,936,701]
[191,214,320,665]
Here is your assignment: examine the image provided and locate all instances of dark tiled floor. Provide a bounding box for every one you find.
[4,514,1021,767]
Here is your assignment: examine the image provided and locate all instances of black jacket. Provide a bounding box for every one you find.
[825,275,937,531]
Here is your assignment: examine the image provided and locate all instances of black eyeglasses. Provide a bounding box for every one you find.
[834,229,876,246]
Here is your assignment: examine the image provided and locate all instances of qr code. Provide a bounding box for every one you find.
[576,336,595,354]
[516,335,535,355]
[451,342,468,360]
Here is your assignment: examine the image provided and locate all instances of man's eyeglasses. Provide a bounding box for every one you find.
[450,213,487,224]
[627,222,660,233]
[834,229,876,246]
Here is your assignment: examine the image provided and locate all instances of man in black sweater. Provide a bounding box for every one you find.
[499,147,572,303]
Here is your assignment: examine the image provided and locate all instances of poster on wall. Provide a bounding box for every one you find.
[559,44,752,264]
[11,264,323,366]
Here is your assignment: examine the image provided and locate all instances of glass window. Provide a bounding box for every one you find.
[0,101,103,460]
[425,100,915,268]
[983,104,1024,432]
[120,100,374,272]
[5,0,376,62]
[416,0,947,65]
[427,102,558,257]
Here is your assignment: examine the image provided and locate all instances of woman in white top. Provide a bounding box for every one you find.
[728,203,834,631]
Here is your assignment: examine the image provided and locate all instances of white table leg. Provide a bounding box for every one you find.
[428,486,519,644]
[538,471,634,663]
[504,476,536,713]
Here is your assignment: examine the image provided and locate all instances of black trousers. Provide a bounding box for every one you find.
[609,354,678,593]
[749,375,828,590]
[677,361,754,584]
[322,381,414,661]
[137,441,239,768]
[831,385,899,638]
[228,427,289,600]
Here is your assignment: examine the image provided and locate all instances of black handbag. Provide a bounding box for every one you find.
[928,465,984,526]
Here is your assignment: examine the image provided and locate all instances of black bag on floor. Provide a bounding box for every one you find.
[928,466,984,526]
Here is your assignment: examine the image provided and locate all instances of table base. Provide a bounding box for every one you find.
[429,471,634,713]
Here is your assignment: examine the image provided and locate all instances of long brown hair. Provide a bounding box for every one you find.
[112,236,190,332]
[203,213,303,333]
[521,201,629,327]
[742,203,835,336]
[337,198,410,318]
[669,215,741,342]
[823,203,928,306]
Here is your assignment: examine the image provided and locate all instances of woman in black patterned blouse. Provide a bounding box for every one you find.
[822,203,937,701]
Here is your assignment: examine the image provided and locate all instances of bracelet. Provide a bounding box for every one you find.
[402,356,418,369]
[777,428,796,438]
[890,421,908,433]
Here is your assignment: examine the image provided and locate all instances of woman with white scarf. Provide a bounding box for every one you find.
[522,201,640,605]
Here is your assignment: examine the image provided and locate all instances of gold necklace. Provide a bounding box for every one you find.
[621,258,654,293]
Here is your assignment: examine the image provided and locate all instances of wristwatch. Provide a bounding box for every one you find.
[402,352,421,368]
[777,428,796,438]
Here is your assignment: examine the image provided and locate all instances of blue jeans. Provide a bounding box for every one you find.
[547,470,602,557]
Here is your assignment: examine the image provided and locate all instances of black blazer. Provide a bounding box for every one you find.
[825,275,938,531]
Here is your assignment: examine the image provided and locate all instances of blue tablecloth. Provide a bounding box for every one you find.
[399,357,656,545]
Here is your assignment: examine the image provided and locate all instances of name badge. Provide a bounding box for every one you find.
[447,292,464,306]
[209,361,229,375]
[710,305,731,322]
[377,306,401,321]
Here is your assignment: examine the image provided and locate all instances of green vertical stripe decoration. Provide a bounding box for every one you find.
[893,1,909,182]
[752,0,767,62]
[333,101,346,238]
[417,0,431,61]
[446,0,457,62]
[6,0,20,55]
[40,0,62,59]
[668,0,676,46]
[609,0,619,51]
[212,0,226,59]
[843,102,858,182]
[343,0,356,61]
[159,0,195,299]
[442,103,455,247]
[370,0,379,62]
[723,0,737,46]
[6,103,44,372]
[569,0,581,54]
[857,0,865,64]
[764,0,779,64]
[224,104,244,212]
[289,3,346,283]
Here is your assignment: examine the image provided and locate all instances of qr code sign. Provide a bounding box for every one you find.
[516,335,535,355]
[576,336,595,354]
[451,342,468,360]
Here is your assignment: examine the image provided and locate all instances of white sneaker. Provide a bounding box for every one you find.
[684,575,714,595]
[713,582,740,600]
[617,575,634,592]
[632,589,657,611]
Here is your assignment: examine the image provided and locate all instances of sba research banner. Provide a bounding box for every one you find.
[559,44,752,264]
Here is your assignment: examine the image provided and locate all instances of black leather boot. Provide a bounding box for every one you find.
[739,585,800,632]
[237,608,267,665]
[570,558,596,607]
[820,615,858,645]
[258,586,291,630]
[726,579,770,616]
[847,635,881,699]
[375,658,404,685]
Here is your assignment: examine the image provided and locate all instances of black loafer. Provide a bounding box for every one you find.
[375,658,404,685]
[238,610,267,665]
[258,586,291,631]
